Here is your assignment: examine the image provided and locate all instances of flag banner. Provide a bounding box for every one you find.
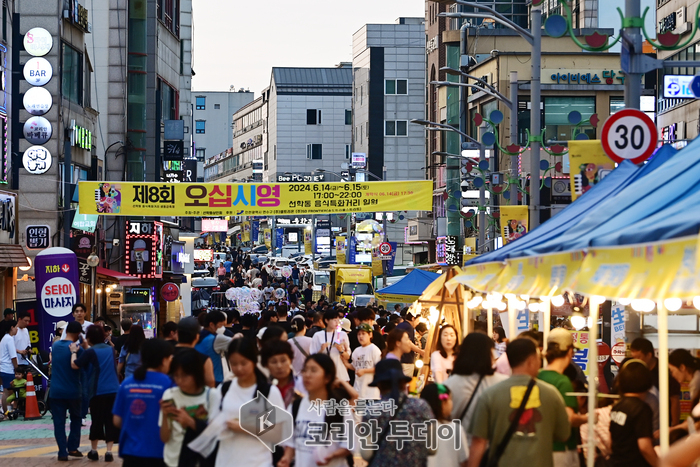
[500,205,529,245]
[569,140,615,201]
[79,181,433,216]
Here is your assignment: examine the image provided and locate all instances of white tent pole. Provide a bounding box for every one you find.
[487,304,493,338]
[541,298,550,353]
[586,298,601,467]
[658,301,669,454]
[508,298,516,339]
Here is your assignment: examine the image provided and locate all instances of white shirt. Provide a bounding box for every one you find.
[352,344,381,400]
[430,351,455,384]
[159,386,220,467]
[210,379,285,467]
[61,320,93,340]
[289,336,313,376]
[283,397,350,467]
[0,334,16,374]
[310,330,350,382]
[427,421,469,467]
[13,328,30,365]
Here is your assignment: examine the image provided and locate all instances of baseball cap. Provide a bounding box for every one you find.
[547,327,583,350]
[340,318,351,332]
[356,323,373,334]
[56,320,69,331]
[369,359,412,387]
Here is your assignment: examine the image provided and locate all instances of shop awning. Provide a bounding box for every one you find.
[0,245,29,268]
[375,269,440,303]
[96,267,141,287]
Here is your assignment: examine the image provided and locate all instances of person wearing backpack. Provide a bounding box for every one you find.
[211,337,285,467]
[467,337,570,467]
[289,316,312,376]
[278,354,352,467]
[194,311,231,386]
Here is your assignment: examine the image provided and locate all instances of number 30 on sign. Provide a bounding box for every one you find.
[601,109,658,164]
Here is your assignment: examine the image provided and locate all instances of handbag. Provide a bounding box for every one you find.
[483,378,536,467]
[458,375,484,422]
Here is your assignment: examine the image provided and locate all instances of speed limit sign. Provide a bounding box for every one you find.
[601,109,658,164]
[379,242,392,255]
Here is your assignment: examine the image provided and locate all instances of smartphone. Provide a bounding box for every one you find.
[162,399,175,418]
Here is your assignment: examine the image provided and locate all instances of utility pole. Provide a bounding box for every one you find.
[478,124,486,250]
[529,5,542,229]
[382,165,387,288]
[509,71,519,205]
[623,0,642,110]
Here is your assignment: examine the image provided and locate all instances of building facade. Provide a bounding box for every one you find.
[193,90,254,182]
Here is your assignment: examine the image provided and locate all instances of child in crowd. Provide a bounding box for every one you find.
[351,323,381,400]
[160,349,219,467]
[113,339,173,466]
[6,368,26,413]
[420,383,469,467]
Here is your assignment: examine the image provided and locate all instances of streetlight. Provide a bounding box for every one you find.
[439,0,542,228]
[87,247,100,321]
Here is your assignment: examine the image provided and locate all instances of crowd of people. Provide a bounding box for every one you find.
[0,267,694,467]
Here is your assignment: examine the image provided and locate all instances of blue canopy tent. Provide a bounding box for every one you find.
[375,269,441,303]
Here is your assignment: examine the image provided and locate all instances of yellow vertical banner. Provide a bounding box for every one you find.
[264,229,271,248]
[463,237,478,265]
[241,221,250,242]
[568,140,615,201]
[500,205,529,245]
[304,230,312,254]
[336,237,346,264]
[372,245,384,276]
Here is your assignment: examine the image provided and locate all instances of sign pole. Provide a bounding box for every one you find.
[623,0,642,110]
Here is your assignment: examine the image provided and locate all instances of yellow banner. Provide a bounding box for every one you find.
[336,237,346,265]
[500,206,529,245]
[79,181,433,216]
[264,229,271,248]
[372,246,384,276]
[574,236,699,300]
[463,238,478,265]
[494,251,585,297]
[568,140,615,202]
[304,231,312,255]
[241,221,250,242]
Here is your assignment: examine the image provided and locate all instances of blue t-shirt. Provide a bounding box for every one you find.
[50,340,83,400]
[75,343,120,396]
[224,260,232,273]
[113,371,173,459]
[118,346,142,380]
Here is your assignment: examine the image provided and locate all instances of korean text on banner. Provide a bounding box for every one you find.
[568,140,615,202]
[79,181,433,216]
[570,330,590,375]
[500,205,529,245]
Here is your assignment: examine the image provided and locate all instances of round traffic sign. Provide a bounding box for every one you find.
[601,109,657,164]
[611,342,627,365]
[379,242,392,255]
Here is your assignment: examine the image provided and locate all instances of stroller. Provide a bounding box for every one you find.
[6,350,49,419]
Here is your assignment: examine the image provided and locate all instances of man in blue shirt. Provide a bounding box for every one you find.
[223,258,233,278]
[51,321,84,461]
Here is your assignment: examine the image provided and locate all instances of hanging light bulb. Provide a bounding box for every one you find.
[591,295,607,305]
[521,295,530,301]
[529,302,540,312]
[105,286,112,293]
[429,306,439,323]
[551,295,565,307]
[617,298,631,306]
[96,288,102,294]
[492,292,503,302]
[516,300,526,311]
[415,360,424,369]
[469,295,483,308]
[694,296,700,311]
[496,301,507,311]
[504,293,516,301]
[631,299,645,312]
[664,298,682,312]
[632,299,656,312]
[570,312,586,330]
[645,300,657,312]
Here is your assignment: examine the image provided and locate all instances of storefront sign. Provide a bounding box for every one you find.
[23,87,52,116]
[71,207,98,232]
[161,283,180,302]
[77,259,91,285]
[22,146,52,175]
[23,116,52,145]
[663,75,696,99]
[500,206,529,245]
[69,0,91,33]
[193,249,213,262]
[544,69,625,85]
[23,57,52,86]
[164,141,184,161]
[444,235,462,266]
[23,28,53,57]
[164,170,182,183]
[71,231,93,258]
[202,218,228,232]
[0,192,15,243]
[26,225,50,249]
[34,248,79,354]
[182,159,197,183]
[251,220,259,244]
[351,153,366,169]
[70,122,92,150]
[170,241,186,274]
[125,220,163,279]
[436,236,446,265]
[78,180,433,217]
[275,173,326,182]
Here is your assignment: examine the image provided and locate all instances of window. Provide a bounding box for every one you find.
[196,120,206,134]
[306,144,322,160]
[62,43,83,105]
[610,97,625,115]
[307,109,322,125]
[196,148,206,162]
[385,120,408,136]
[345,145,351,159]
[214,104,220,109]
[157,0,180,36]
[84,53,93,109]
[196,96,206,110]
[386,79,408,95]
[543,96,596,143]
[345,110,352,125]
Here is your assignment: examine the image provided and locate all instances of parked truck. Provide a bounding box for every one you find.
[328,264,374,304]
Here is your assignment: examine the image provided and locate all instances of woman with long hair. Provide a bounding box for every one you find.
[444,332,508,445]
[289,315,312,376]
[279,354,351,467]
[118,325,146,380]
[430,324,459,383]
[383,328,411,360]
[113,339,173,466]
[492,326,507,357]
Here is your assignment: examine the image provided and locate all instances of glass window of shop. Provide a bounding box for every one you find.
[610,97,625,115]
[543,96,595,144]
